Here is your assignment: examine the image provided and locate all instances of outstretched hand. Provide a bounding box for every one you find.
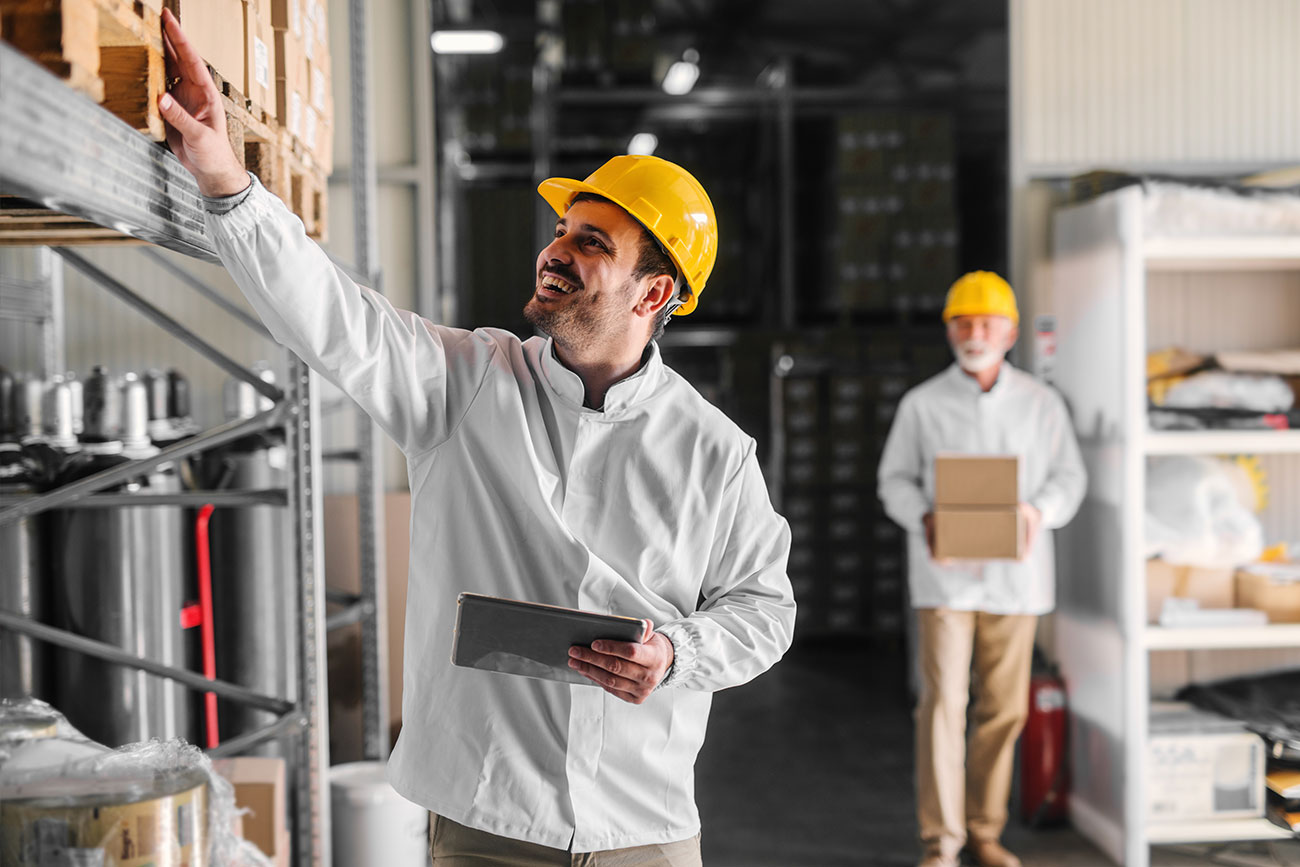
[158,8,250,197]
[568,619,675,705]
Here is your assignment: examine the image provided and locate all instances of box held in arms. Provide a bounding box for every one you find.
[932,455,1023,560]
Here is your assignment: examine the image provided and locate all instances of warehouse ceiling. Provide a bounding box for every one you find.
[652,0,1007,90]
[439,0,1007,94]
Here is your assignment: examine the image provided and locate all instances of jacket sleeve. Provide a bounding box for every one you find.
[1029,390,1088,529]
[205,177,499,456]
[877,392,930,534]
[657,442,795,692]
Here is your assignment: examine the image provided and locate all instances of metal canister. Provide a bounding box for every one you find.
[41,376,79,452]
[206,366,296,744]
[49,375,191,747]
[13,376,44,443]
[81,365,121,443]
[0,368,16,440]
[65,371,84,437]
[0,710,58,743]
[0,764,208,866]
[0,444,46,701]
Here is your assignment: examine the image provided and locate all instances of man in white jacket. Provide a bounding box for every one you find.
[157,11,794,865]
[877,272,1086,867]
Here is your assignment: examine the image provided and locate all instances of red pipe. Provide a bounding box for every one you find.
[195,504,219,750]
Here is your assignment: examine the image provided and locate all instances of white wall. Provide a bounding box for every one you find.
[1009,0,1300,352]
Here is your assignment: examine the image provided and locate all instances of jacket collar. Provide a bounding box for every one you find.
[946,360,1013,396]
[540,338,664,414]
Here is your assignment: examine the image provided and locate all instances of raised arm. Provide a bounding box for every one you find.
[156,10,495,455]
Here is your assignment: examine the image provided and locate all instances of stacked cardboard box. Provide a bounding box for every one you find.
[272,0,331,171]
[932,455,1024,560]
[560,0,655,84]
[774,333,922,639]
[830,110,959,315]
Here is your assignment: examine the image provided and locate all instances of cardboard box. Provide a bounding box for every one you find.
[168,0,247,90]
[271,0,303,35]
[934,454,1019,507]
[933,507,1024,560]
[246,0,278,115]
[1235,564,1300,623]
[1148,704,1265,821]
[213,757,288,864]
[275,29,306,138]
[1147,559,1235,623]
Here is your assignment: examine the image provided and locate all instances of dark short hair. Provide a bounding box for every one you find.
[570,192,679,339]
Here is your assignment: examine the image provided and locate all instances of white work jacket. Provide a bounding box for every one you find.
[877,363,1086,615]
[206,178,795,852]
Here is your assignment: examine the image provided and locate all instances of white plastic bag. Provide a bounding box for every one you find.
[1146,456,1264,567]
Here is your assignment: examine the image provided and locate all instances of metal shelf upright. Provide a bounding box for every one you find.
[0,0,391,854]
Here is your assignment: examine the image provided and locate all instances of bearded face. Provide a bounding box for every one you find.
[525,200,648,352]
[946,315,1017,374]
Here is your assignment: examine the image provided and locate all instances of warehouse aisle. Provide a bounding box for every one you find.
[695,639,1300,867]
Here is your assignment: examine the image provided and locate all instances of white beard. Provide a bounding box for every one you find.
[954,340,1005,373]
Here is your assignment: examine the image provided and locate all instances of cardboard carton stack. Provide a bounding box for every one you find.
[933,455,1024,560]
[830,110,959,315]
[272,0,331,172]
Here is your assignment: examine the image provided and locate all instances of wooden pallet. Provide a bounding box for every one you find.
[0,86,328,245]
[0,0,166,140]
[0,0,328,245]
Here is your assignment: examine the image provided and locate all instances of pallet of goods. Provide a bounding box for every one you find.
[0,0,332,242]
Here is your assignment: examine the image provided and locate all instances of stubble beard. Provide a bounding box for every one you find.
[523,281,631,353]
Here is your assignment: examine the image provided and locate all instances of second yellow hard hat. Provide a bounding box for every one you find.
[942,271,1019,325]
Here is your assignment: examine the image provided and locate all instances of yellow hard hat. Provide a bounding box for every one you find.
[942,271,1019,325]
[538,155,717,316]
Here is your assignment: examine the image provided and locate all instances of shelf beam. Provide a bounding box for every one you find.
[1147,818,1294,845]
[1145,624,1300,651]
[0,42,218,261]
[1144,430,1300,455]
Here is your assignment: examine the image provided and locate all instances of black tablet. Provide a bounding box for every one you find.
[451,592,649,686]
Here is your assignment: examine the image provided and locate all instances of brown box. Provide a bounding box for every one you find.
[934,507,1025,560]
[275,29,306,138]
[213,757,288,864]
[934,454,1019,507]
[1235,566,1300,623]
[168,0,247,89]
[245,0,277,115]
[270,0,303,35]
[1146,559,1235,623]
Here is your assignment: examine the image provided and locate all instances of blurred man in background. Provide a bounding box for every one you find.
[878,271,1086,867]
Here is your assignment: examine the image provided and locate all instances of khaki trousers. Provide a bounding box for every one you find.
[915,608,1038,859]
[429,814,703,867]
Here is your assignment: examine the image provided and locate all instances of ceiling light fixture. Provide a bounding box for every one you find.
[430,30,504,54]
[661,49,700,95]
[627,133,659,156]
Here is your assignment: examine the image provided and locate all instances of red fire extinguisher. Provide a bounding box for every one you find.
[1020,667,1069,826]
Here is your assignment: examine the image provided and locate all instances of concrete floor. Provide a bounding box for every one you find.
[694,639,1300,867]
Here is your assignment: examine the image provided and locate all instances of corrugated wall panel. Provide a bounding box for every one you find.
[1019,0,1300,169]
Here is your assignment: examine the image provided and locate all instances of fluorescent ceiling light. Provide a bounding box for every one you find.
[430,30,504,54]
[627,133,658,156]
[661,59,700,95]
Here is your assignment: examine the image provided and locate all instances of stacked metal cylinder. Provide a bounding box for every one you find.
[0,363,292,753]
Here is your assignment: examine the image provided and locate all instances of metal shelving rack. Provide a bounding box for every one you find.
[0,0,389,856]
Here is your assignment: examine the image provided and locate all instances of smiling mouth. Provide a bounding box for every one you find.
[539,273,579,294]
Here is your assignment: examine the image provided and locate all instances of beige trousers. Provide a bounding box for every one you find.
[429,814,703,867]
[915,608,1038,859]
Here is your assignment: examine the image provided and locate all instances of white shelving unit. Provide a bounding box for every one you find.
[1052,185,1300,865]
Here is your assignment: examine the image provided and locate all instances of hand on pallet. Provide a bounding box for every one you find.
[157,8,250,199]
